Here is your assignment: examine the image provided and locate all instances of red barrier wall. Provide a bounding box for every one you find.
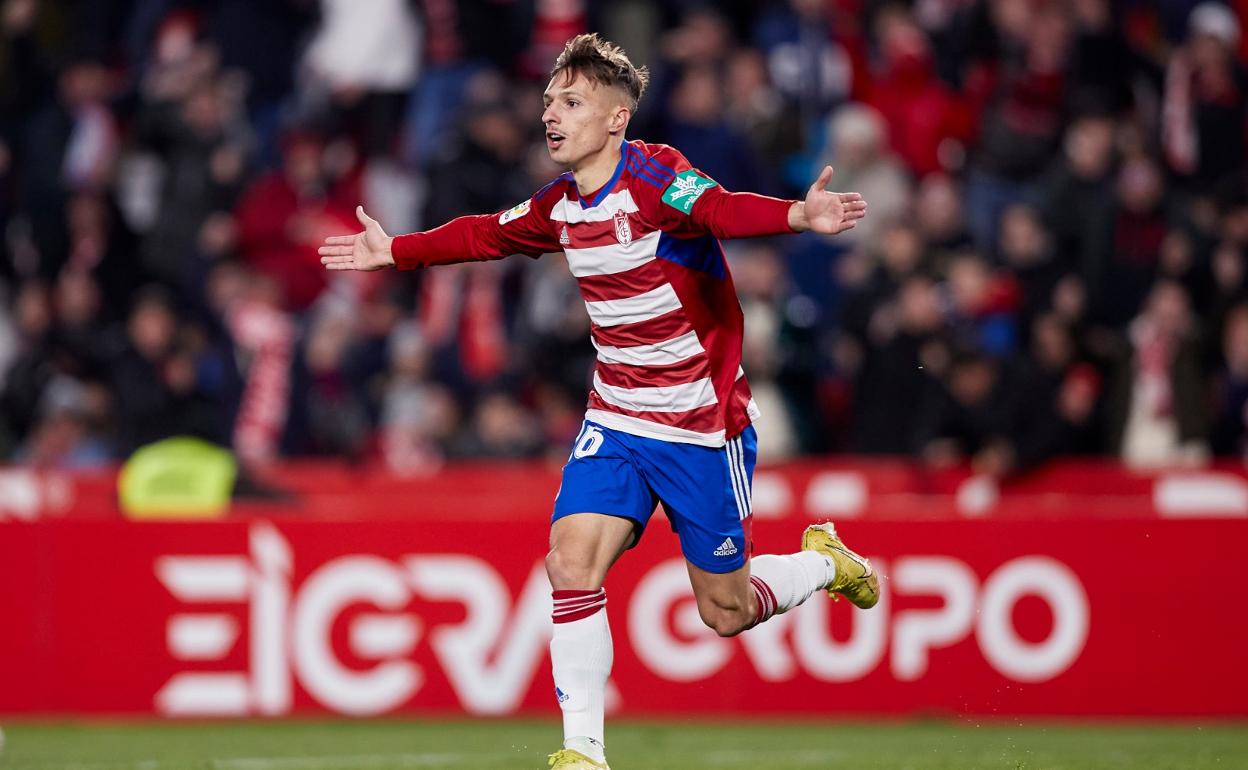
[3,460,1246,717]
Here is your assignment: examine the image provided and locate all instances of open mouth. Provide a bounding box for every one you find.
[546,131,566,150]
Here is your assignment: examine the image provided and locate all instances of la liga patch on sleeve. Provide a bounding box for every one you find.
[499,199,532,225]
[661,170,717,214]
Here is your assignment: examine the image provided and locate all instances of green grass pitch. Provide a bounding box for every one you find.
[1,718,1244,769]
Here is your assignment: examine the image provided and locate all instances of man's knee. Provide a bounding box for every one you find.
[545,545,603,590]
[698,598,754,638]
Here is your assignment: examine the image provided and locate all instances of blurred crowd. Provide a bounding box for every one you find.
[0,0,1246,477]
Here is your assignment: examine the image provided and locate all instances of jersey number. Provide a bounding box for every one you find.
[573,425,604,459]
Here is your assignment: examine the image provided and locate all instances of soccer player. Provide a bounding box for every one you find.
[320,34,878,770]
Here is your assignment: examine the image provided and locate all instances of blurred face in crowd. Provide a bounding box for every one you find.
[950,357,997,407]
[283,135,324,192]
[15,282,51,339]
[1059,364,1099,424]
[830,105,885,169]
[1117,157,1163,214]
[1032,313,1074,370]
[475,392,534,451]
[1000,205,1048,267]
[916,174,964,243]
[898,277,943,334]
[878,222,923,277]
[947,254,992,315]
[59,61,111,110]
[726,49,769,106]
[732,245,785,301]
[1142,281,1191,339]
[1224,305,1248,376]
[670,66,724,126]
[542,72,630,170]
[468,106,525,163]
[1065,116,1115,180]
[876,6,931,73]
[129,296,177,361]
[183,83,225,139]
[1027,7,1071,72]
[55,270,101,327]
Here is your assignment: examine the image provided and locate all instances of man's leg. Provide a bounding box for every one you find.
[545,512,635,766]
[687,527,880,637]
[687,551,835,636]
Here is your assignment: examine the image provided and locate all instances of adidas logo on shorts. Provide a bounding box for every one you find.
[713,537,738,557]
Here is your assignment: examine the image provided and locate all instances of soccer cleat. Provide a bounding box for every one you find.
[801,522,880,609]
[547,749,610,769]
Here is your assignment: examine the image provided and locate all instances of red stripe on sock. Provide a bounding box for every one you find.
[552,589,606,624]
[749,576,777,625]
[553,589,602,600]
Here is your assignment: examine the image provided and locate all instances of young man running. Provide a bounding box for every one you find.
[320,33,878,770]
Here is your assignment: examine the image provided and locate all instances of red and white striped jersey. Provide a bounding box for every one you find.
[392,139,796,447]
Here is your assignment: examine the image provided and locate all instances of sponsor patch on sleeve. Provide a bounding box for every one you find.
[499,199,532,225]
[661,170,718,214]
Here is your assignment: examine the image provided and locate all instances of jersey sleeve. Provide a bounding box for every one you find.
[648,146,797,239]
[391,191,561,270]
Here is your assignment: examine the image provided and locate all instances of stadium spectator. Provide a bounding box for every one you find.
[1040,112,1117,300]
[914,348,1015,470]
[1095,154,1174,327]
[1212,302,1248,456]
[915,172,972,259]
[1008,313,1103,471]
[848,274,947,454]
[723,48,803,182]
[866,4,971,177]
[997,203,1064,333]
[963,0,1072,250]
[234,131,358,311]
[814,103,911,247]
[300,0,420,157]
[107,287,222,454]
[662,63,773,195]
[1106,281,1210,468]
[1162,2,1247,187]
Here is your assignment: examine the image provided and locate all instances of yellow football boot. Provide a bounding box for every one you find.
[801,522,880,609]
[548,749,610,769]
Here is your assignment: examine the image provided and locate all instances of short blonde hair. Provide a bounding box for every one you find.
[551,33,649,110]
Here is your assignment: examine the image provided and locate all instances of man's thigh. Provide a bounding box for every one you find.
[639,426,758,574]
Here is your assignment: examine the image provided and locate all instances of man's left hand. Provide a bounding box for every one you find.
[789,166,867,235]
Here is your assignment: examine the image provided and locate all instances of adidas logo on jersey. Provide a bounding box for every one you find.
[559,225,570,246]
[713,537,738,557]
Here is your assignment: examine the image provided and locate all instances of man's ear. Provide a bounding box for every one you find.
[609,105,631,135]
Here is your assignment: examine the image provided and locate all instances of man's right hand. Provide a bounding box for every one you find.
[319,206,395,271]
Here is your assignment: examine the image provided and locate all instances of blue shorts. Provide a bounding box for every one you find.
[552,420,757,573]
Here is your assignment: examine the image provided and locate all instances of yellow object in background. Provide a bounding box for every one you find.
[118,437,236,519]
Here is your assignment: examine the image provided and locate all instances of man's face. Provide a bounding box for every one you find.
[541,71,626,168]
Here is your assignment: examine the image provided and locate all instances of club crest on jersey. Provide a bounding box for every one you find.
[499,199,531,225]
[661,170,717,214]
[613,210,632,245]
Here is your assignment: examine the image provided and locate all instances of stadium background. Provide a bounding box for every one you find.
[1,0,1247,768]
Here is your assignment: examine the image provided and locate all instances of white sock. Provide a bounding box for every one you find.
[748,552,835,624]
[551,589,611,764]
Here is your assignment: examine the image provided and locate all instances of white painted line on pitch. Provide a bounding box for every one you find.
[214,752,515,769]
[27,753,514,770]
[703,748,848,766]
[20,748,845,770]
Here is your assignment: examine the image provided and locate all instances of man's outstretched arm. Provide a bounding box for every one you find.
[320,201,557,272]
[689,166,866,239]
